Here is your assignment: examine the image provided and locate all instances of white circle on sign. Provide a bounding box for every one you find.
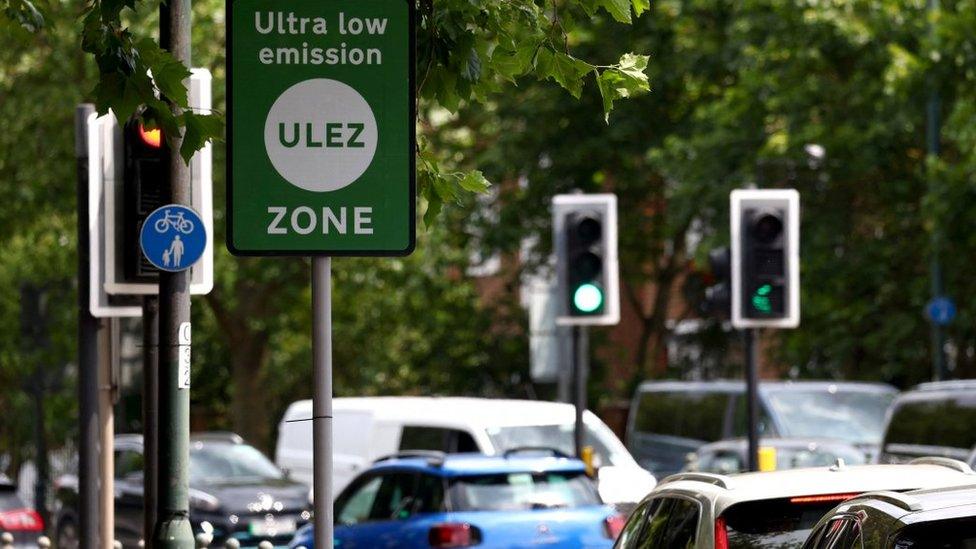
[264,79,378,192]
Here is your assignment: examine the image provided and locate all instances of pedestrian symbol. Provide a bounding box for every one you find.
[140,205,207,272]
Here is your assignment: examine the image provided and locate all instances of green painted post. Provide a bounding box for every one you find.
[153,0,196,545]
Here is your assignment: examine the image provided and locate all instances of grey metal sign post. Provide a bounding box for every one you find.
[312,257,335,549]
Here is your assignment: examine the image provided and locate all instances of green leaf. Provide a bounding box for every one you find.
[596,53,650,121]
[632,0,649,17]
[3,0,43,31]
[137,38,191,106]
[180,112,224,163]
[536,50,593,99]
[458,170,491,193]
[599,0,632,23]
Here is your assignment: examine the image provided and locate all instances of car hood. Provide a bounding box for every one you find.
[194,478,308,512]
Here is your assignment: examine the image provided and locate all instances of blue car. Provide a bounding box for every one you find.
[289,450,625,548]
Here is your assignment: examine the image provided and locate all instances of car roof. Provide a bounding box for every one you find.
[368,453,588,478]
[651,460,976,517]
[116,432,246,447]
[835,484,976,525]
[283,396,595,427]
[697,437,862,452]
[911,380,976,393]
[634,380,897,395]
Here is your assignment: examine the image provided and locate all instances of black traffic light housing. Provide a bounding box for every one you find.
[702,246,731,318]
[122,118,169,283]
[742,208,785,317]
[731,189,800,328]
[565,212,606,317]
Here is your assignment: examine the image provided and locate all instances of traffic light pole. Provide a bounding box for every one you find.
[153,0,195,546]
[142,296,159,546]
[927,0,947,382]
[743,328,760,472]
[312,257,335,549]
[572,326,588,458]
[75,103,101,549]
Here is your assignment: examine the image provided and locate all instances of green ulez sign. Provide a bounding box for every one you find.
[227,0,415,256]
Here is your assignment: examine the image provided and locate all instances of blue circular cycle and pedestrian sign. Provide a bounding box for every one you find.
[926,296,957,326]
[140,204,207,272]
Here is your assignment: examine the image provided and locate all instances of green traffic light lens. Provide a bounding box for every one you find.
[574,283,604,313]
[751,283,773,313]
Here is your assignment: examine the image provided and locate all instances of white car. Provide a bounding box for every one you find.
[614,457,976,548]
[275,396,655,506]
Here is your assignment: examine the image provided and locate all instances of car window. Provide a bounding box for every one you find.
[633,390,733,442]
[634,497,697,548]
[884,395,976,451]
[336,475,382,525]
[369,472,419,521]
[188,441,282,482]
[662,498,699,547]
[485,424,617,467]
[115,449,144,479]
[399,426,478,453]
[723,497,849,548]
[614,499,655,547]
[414,474,445,514]
[764,388,894,445]
[448,471,599,512]
[893,517,976,548]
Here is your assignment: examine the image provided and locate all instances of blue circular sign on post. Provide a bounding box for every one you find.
[926,296,957,326]
[140,204,207,272]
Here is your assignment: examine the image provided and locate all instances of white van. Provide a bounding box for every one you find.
[275,396,655,506]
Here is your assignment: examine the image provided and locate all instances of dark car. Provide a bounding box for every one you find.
[626,380,897,477]
[878,380,976,464]
[684,437,867,474]
[53,433,311,548]
[0,475,44,549]
[803,481,976,548]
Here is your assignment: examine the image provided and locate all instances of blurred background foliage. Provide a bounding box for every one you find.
[2,0,976,472]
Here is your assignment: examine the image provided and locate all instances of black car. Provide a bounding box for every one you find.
[803,482,976,548]
[0,475,44,548]
[53,432,311,548]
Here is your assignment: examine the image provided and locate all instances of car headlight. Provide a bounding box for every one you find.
[189,489,221,512]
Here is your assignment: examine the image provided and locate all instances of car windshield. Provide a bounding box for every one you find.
[764,388,894,444]
[448,471,599,511]
[722,497,845,548]
[485,424,619,467]
[189,442,283,483]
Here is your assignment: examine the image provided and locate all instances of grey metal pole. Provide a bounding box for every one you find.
[142,296,159,548]
[572,327,588,458]
[744,328,760,471]
[153,0,194,545]
[99,320,115,549]
[927,0,946,382]
[312,257,334,549]
[75,102,101,549]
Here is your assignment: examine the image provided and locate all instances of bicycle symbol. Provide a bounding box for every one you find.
[154,209,195,234]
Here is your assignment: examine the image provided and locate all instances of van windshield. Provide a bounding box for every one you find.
[485,424,618,466]
[764,388,894,444]
[884,394,976,450]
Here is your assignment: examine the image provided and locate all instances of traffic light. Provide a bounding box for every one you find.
[553,194,619,326]
[731,189,800,328]
[122,118,170,283]
[702,246,731,318]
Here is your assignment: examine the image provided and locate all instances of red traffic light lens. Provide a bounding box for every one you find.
[139,123,163,148]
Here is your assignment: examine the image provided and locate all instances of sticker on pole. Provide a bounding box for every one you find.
[140,205,208,272]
